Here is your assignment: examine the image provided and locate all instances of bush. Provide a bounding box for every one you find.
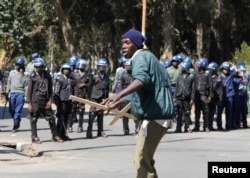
[233,41,250,67]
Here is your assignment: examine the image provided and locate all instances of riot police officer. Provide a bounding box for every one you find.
[68,55,79,124]
[191,57,213,132]
[86,58,109,138]
[173,61,194,133]
[54,63,77,141]
[26,58,63,144]
[207,62,223,131]
[67,58,89,133]
[120,59,139,135]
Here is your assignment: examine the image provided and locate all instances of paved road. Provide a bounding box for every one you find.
[1,103,250,178]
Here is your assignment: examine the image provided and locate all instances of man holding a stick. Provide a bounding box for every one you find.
[102,29,174,178]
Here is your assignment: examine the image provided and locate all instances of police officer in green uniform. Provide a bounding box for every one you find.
[166,55,181,95]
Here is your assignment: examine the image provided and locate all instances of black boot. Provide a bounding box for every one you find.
[77,109,85,133]
[86,112,96,138]
[174,111,182,133]
[122,117,130,135]
[97,113,107,137]
[30,117,42,143]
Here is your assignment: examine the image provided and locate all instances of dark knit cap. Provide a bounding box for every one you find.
[122,29,144,49]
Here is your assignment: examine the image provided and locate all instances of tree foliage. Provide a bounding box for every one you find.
[233,41,250,67]
[1,0,250,72]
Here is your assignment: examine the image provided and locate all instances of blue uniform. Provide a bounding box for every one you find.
[216,71,237,130]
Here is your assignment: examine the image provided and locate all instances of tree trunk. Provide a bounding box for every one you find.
[0,49,7,70]
[160,1,175,60]
[196,23,203,58]
[50,0,75,54]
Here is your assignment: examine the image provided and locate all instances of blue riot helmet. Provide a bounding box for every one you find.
[197,57,208,68]
[61,63,71,73]
[118,56,128,65]
[236,61,245,66]
[33,58,45,67]
[236,61,245,69]
[237,64,246,71]
[183,56,193,64]
[97,58,108,72]
[176,53,186,62]
[163,59,171,68]
[180,61,191,72]
[171,55,180,63]
[15,56,25,66]
[97,58,108,66]
[220,61,231,70]
[68,55,79,67]
[32,52,40,60]
[76,58,87,70]
[207,62,218,70]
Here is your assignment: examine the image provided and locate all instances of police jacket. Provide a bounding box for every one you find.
[54,74,77,102]
[76,71,89,98]
[191,71,213,100]
[26,70,52,102]
[211,73,223,103]
[120,71,132,90]
[90,71,109,99]
[174,73,194,100]
[220,71,238,97]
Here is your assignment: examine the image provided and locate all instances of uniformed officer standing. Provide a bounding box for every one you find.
[191,57,213,132]
[235,64,248,128]
[207,62,223,131]
[67,59,89,133]
[54,63,77,141]
[86,58,109,138]
[166,55,181,95]
[173,61,194,133]
[120,59,139,135]
[216,62,238,130]
[26,52,40,76]
[26,58,63,144]
[112,56,127,94]
[68,55,79,125]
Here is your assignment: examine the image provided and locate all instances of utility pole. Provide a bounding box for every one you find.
[141,0,147,37]
[49,26,54,73]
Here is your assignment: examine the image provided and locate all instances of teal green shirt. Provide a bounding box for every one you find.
[123,49,173,120]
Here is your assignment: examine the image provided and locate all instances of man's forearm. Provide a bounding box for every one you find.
[118,79,143,98]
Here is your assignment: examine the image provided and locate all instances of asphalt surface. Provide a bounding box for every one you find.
[1,102,250,178]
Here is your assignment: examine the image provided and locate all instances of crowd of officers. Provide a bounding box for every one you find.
[1,52,137,144]
[161,53,249,133]
[1,52,249,143]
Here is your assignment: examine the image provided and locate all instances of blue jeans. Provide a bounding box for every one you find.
[9,92,25,125]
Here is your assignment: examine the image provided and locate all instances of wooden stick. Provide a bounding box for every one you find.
[108,101,132,125]
[69,95,137,125]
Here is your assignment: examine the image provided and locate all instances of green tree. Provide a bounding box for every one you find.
[0,0,53,68]
[233,41,250,66]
